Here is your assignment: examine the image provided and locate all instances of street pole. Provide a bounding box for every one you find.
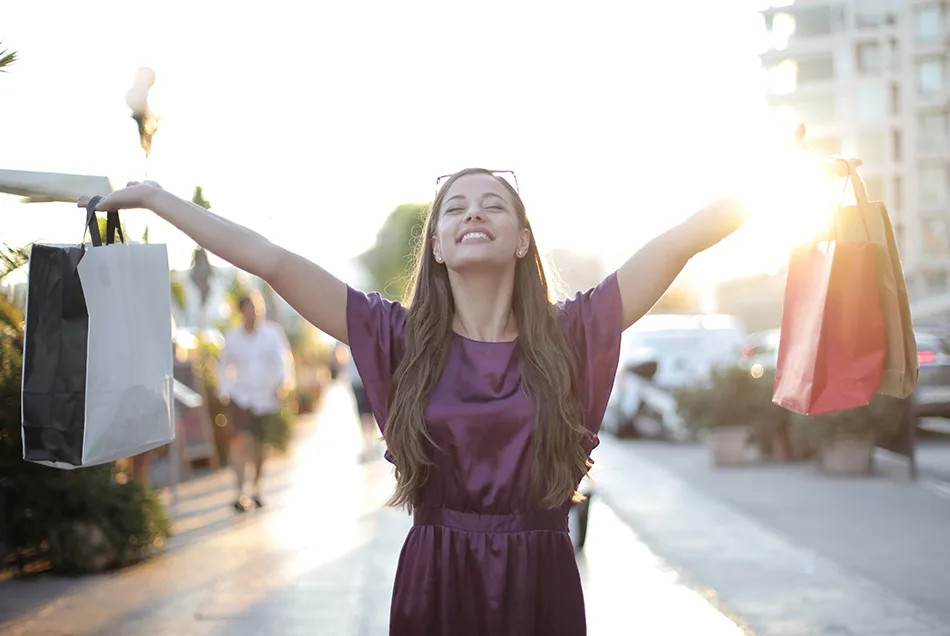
[125,67,159,179]
[127,67,179,505]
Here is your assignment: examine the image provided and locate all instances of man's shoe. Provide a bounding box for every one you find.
[233,495,251,512]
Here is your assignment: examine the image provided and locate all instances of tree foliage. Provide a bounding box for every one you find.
[0,42,17,73]
[358,203,427,302]
[191,186,211,210]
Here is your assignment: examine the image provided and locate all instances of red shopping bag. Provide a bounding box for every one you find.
[773,239,886,415]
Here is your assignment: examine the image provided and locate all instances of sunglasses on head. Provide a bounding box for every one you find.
[434,170,520,198]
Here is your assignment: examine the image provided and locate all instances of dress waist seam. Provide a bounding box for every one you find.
[412,507,568,533]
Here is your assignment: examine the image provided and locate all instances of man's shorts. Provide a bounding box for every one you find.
[229,403,274,443]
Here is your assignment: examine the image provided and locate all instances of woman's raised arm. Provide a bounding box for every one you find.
[80,181,350,343]
[614,126,862,331]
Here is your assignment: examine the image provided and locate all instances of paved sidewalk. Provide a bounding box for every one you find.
[0,385,407,635]
[0,384,750,635]
[593,437,950,636]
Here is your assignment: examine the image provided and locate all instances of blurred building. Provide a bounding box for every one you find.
[172,263,303,336]
[0,280,27,310]
[171,257,373,341]
[757,1,950,319]
[715,268,787,334]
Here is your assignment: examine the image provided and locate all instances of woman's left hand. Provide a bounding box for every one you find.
[794,123,863,177]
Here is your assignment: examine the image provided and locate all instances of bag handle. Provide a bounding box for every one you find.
[827,161,871,241]
[842,160,872,209]
[105,208,125,245]
[84,196,125,246]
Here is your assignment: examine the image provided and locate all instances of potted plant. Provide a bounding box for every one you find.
[676,365,787,466]
[788,395,904,476]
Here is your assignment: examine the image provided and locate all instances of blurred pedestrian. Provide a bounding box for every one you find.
[328,341,344,380]
[217,291,294,512]
[80,125,859,634]
[129,451,151,487]
[345,346,380,462]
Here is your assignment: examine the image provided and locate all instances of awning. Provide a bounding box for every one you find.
[0,169,112,203]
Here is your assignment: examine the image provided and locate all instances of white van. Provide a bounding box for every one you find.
[604,313,747,441]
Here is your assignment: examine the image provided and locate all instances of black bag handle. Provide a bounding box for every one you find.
[85,196,103,246]
[105,208,124,245]
[84,196,125,246]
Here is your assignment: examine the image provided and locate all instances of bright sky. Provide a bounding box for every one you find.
[1,1,802,291]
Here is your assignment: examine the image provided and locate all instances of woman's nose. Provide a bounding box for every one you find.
[463,206,484,223]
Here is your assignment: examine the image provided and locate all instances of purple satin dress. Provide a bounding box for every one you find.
[346,273,622,636]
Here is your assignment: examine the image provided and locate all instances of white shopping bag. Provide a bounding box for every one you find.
[21,200,175,468]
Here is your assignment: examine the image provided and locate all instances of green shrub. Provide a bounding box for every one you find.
[676,365,787,431]
[788,394,906,452]
[0,296,171,574]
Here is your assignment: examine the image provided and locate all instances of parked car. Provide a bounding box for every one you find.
[739,325,950,420]
[603,347,663,438]
[910,327,950,418]
[738,328,781,372]
[604,313,747,441]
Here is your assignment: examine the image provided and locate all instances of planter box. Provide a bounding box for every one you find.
[704,426,755,466]
[47,521,118,573]
[818,435,874,476]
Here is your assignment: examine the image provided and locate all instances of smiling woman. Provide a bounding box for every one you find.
[431,170,532,279]
[77,134,856,634]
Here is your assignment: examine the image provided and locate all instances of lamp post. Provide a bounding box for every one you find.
[125,67,160,177]
[190,187,213,330]
[125,67,161,244]
[126,67,174,499]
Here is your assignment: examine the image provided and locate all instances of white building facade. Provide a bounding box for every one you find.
[758,0,950,318]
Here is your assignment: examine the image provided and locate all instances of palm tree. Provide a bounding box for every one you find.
[0,244,28,332]
[0,46,22,330]
[0,244,28,282]
[0,42,17,73]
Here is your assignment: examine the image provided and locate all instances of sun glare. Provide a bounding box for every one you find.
[739,147,842,260]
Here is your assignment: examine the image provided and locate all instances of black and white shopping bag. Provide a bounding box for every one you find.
[20,197,175,468]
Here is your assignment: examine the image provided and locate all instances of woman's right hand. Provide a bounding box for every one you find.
[77,180,166,212]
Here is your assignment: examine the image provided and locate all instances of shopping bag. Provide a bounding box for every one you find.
[834,168,917,398]
[773,217,886,415]
[21,196,175,468]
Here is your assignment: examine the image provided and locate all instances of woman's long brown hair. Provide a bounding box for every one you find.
[384,168,591,511]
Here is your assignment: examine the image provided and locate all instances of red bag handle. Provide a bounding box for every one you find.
[828,162,871,241]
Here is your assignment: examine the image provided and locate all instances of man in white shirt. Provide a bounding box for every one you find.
[218,291,294,512]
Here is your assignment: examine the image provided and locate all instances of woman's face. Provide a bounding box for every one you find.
[432,173,531,272]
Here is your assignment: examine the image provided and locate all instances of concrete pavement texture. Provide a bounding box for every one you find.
[592,436,950,636]
[0,384,745,635]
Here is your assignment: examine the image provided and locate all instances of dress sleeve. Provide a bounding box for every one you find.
[345,285,407,434]
[557,272,623,447]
